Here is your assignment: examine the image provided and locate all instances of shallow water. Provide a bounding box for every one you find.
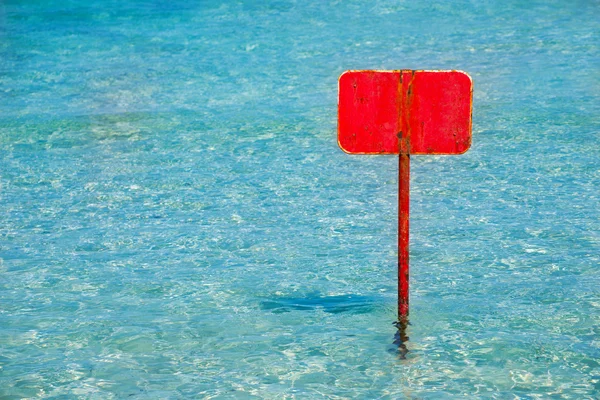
[1,0,599,398]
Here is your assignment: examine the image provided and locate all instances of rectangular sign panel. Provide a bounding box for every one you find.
[338,70,472,155]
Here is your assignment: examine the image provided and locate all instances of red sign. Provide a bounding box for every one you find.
[338,70,472,155]
[337,70,473,320]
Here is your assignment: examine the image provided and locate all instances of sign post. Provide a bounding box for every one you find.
[338,70,472,321]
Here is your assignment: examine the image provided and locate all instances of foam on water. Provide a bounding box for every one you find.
[1,0,599,397]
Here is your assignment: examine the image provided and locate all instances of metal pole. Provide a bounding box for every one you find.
[398,152,410,320]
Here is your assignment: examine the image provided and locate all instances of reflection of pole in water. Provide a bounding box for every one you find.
[393,318,410,359]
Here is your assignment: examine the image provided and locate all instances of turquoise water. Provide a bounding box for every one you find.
[1,0,599,397]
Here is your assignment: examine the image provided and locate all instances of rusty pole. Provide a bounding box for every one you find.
[398,70,412,321]
[398,152,410,320]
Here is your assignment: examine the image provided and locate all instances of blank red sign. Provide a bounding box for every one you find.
[338,70,472,155]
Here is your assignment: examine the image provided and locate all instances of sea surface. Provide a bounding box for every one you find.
[1,0,599,398]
